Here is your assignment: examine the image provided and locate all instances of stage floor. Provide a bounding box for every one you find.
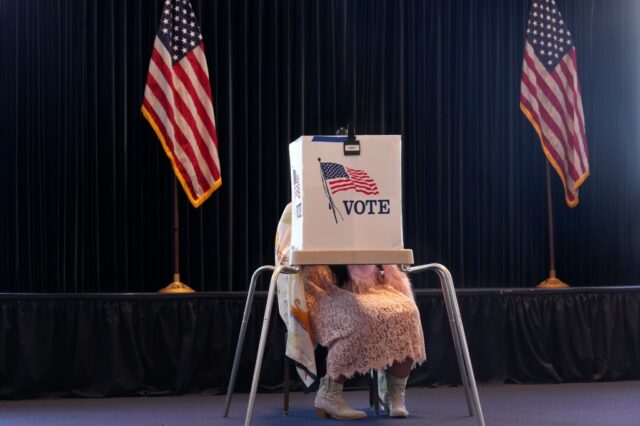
[1,381,639,425]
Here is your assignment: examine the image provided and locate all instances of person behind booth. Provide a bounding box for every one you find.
[275,203,426,420]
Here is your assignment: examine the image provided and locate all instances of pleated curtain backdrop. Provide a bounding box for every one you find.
[1,0,639,292]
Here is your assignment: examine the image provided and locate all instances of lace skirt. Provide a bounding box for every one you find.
[304,266,427,380]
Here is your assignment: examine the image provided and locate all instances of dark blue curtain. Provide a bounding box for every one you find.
[1,0,639,292]
[2,288,640,397]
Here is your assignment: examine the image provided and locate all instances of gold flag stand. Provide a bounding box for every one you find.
[538,270,569,289]
[160,178,195,294]
[160,273,194,293]
[537,163,569,289]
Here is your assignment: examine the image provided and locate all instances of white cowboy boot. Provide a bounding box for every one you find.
[314,376,367,420]
[380,372,409,417]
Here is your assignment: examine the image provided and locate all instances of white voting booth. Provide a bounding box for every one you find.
[223,134,485,426]
[288,135,413,265]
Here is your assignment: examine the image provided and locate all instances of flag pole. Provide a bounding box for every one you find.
[537,163,568,288]
[159,177,195,293]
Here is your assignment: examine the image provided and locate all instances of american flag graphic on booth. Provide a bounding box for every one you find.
[293,169,301,199]
[520,0,589,207]
[141,0,221,208]
[320,162,380,195]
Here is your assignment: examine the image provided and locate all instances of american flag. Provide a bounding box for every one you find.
[520,0,589,207]
[320,162,379,195]
[141,0,221,208]
[293,169,301,199]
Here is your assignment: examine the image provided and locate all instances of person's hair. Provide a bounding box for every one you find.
[329,265,384,287]
[328,265,349,287]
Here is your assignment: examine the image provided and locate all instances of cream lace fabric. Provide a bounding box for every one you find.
[275,202,426,383]
[303,266,427,380]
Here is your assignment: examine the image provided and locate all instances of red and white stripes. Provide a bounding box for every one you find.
[142,38,221,207]
[520,42,589,207]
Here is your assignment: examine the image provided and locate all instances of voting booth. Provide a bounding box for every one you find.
[224,132,485,426]
[288,135,414,265]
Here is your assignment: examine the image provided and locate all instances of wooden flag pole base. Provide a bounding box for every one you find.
[159,273,195,293]
[159,179,195,294]
[537,270,569,288]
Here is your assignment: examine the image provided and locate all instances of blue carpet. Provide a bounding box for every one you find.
[1,381,639,425]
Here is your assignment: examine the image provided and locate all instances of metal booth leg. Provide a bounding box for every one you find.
[435,269,474,416]
[244,265,299,426]
[403,263,486,426]
[283,340,290,416]
[223,265,276,417]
